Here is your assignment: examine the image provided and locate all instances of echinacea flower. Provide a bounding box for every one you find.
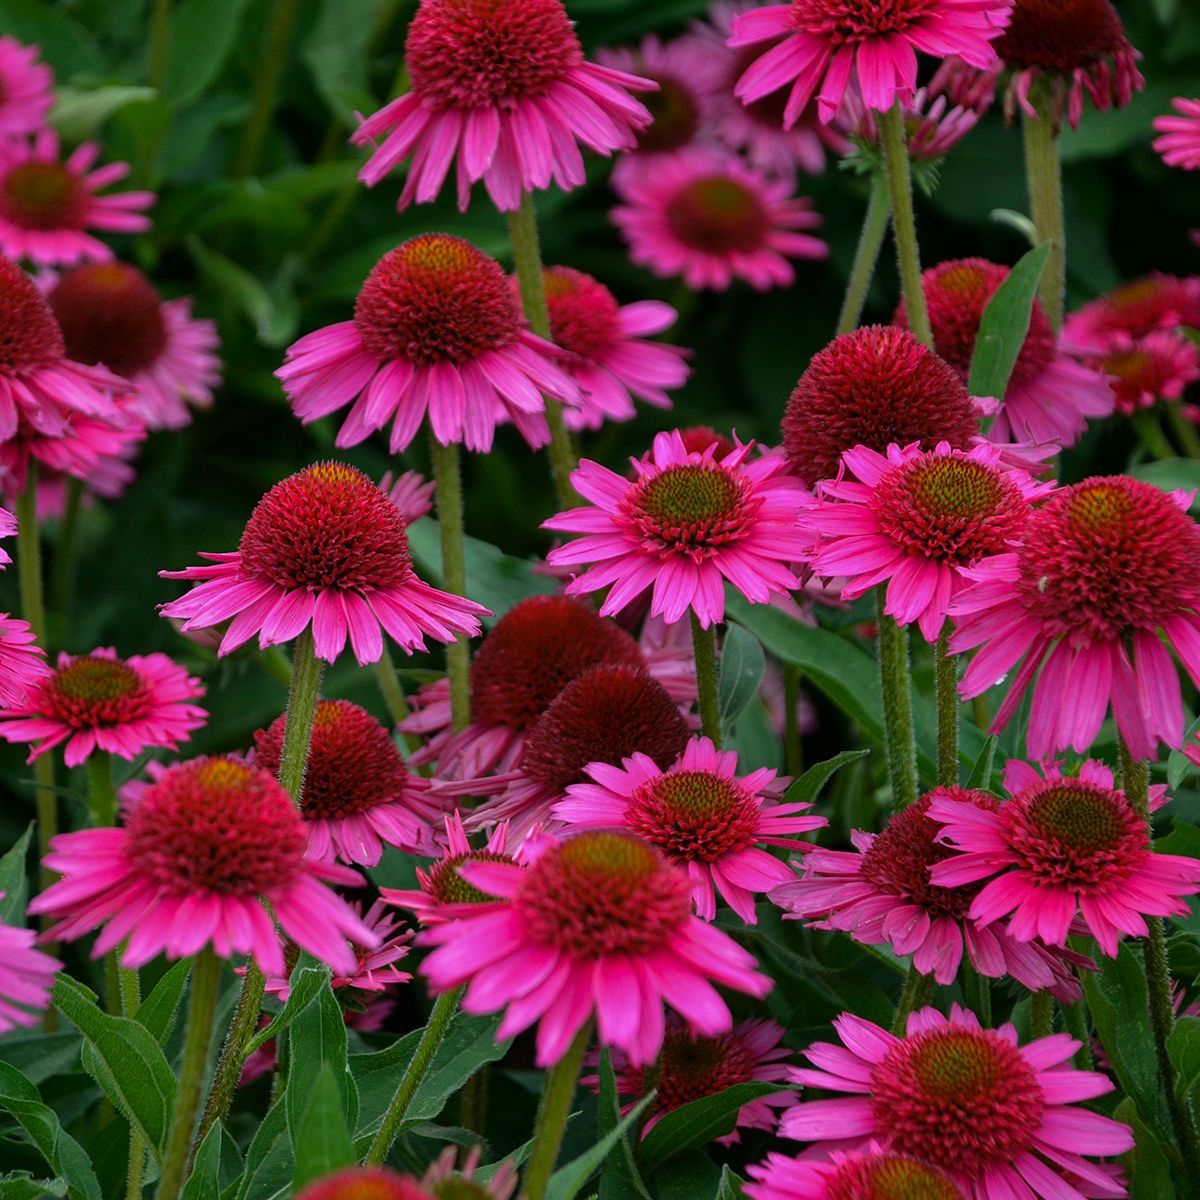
[276,234,579,454]
[294,1156,517,1200]
[0,38,52,137]
[0,129,154,265]
[1064,273,1200,354]
[293,1168,430,1200]
[419,829,772,1066]
[782,326,981,485]
[1154,98,1200,171]
[544,430,809,627]
[929,765,1200,956]
[253,699,437,867]
[801,441,1049,642]
[0,896,59,1032]
[28,756,377,974]
[555,736,825,922]
[949,475,1200,761]
[897,258,1114,447]
[382,469,435,525]
[47,262,221,431]
[747,1146,966,1200]
[536,266,690,432]
[0,646,205,766]
[351,0,655,213]
[1088,330,1200,416]
[771,789,1085,997]
[728,0,1011,126]
[0,614,48,706]
[160,462,487,665]
[781,1003,1132,1199]
[422,1147,517,1200]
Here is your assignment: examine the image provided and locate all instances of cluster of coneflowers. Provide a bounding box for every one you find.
[1,2,1200,1200]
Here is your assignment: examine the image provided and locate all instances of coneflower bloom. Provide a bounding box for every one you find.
[253,699,438,867]
[801,441,1049,642]
[0,129,154,265]
[0,38,52,137]
[292,1168,431,1200]
[929,766,1200,956]
[276,234,579,454]
[544,430,809,628]
[728,0,1011,126]
[747,1147,966,1200]
[351,0,655,213]
[896,258,1114,447]
[611,148,827,291]
[0,897,59,1033]
[1064,274,1200,354]
[47,262,220,431]
[782,326,981,485]
[1155,98,1200,171]
[0,647,205,766]
[782,1004,1132,1199]
[0,614,48,706]
[536,266,690,432]
[771,790,1085,997]
[1087,331,1200,416]
[28,756,377,974]
[383,469,435,525]
[160,462,487,665]
[949,475,1200,761]
[555,736,825,923]
[422,1147,518,1200]
[419,829,772,1066]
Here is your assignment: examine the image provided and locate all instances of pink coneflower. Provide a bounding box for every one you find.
[995,0,1142,130]
[897,258,1114,447]
[422,1147,518,1200]
[0,130,153,266]
[160,462,487,665]
[771,789,1085,997]
[747,1146,966,1200]
[293,1168,430,1200]
[555,736,824,923]
[801,441,1048,642]
[1155,98,1200,171]
[929,767,1200,956]
[536,266,690,432]
[1064,274,1200,354]
[593,1017,793,1144]
[728,0,1011,126]
[782,326,981,485]
[28,756,377,973]
[0,897,59,1033]
[0,38,53,137]
[47,262,220,431]
[383,469,435,525]
[419,829,772,1066]
[544,430,809,628]
[611,148,827,291]
[1088,331,1200,416]
[0,646,205,766]
[351,0,655,213]
[0,614,48,706]
[276,235,579,454]
[949,475,1200,761]
[253,699,436,867]
[782,1003,1132,1199]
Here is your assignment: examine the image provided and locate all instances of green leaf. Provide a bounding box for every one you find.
[965,735,999,792]
[1169,1017,1200,1102]
[51,86,156,141]
[989,208,1038,244]
[52,975,177,1160]
[234,1101,292,1200]
[1115,1098,1176,1198]
[718,624,767,728]
[162,0,253,105]
[285,982,357,1147]
[0,1174,69,1200]
[783,749,870,808]
[1169,717,1200,791]
[0,1033,82,1086]
[597,1051,650,1200]
[0,823,33,922]
[716,1167,745,1200]
[246,962,330,1053]
[0,0,102,79]
[300,0,385,124]
[967,242,1052,401]
[544,1093,655,1200]
[0,1063,100,1200]
[182,1122,242,1200]
[1128,460,1200,513]
[292,1065,356,1190]
[187,238,297,347]
[136,959,193,1045]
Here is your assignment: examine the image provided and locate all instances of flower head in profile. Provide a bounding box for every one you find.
[160,462,488,665]
[555,736,825,922]
[0,896,59,1033]
[28,756,377,974]
[419,829,772,1066]
[802,441,1049,641]
[292,1168,431,1200]
[747,1146,966,1200]
[351,0,655,213]
[1155,98,1200,171]
[382,469,435,526]
[781,1003,1132,1199]
[0,614,49,707]
[1087,331,1200,417]
[0,646,206,767]
[949,475,1200,761]
[48,262,220,431]
[277,234,579,454]
[0,38,53,136]
[0,129,154,265]
[728,0,1011,126]
[611,147,827,292]
[1064,273,1200,354]
[544,430,809,628]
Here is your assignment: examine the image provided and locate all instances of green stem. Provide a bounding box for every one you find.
[147,0,172,90]
[836,173,890,335]
[155,950,222,1200]
[429,436,471,732]
[506,191,577,508]
[1166,404,1200,460]
[86,752,118,828]
[875,595,918,808]
[1135,410,1176,461]
[878,101,932,348]
[891,967,933,1036]
[49,477,83,626]
[934,629,958,788]
[689,613,721,748]
[1031,990,1054,1039]
[1021,88,1065,333]
[364,987,463,1164]
[233,0,299,179]
[782,663,803,777]
[1065,998,1092,1071]
[194,966,264,1150]
[522,1020,593,1200]
[373,653,425,758]
[962,959,992,1027]
[121,970,145,1200]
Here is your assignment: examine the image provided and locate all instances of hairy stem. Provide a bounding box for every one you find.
[934,628,958,788]
[690,613,722,748]
[836,173,890,335]
[430,435,471,732]
[522,1020,593,1200]
[1021,86,1066,332]
[891,967,933,1036]
[875,594,918,808]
